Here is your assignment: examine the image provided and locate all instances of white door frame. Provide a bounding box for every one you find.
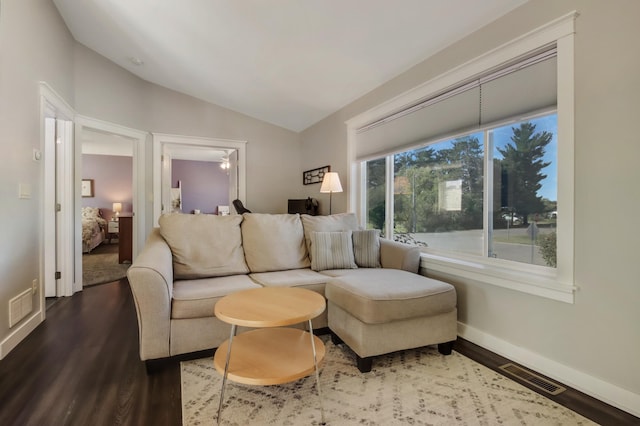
[74,116,148,293]
[40,82,75,302]
[152,133,247,225]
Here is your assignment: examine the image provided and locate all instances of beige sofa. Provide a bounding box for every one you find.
[127,212,457,372]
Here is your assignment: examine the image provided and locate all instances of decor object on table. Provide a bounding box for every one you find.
[81,179,94,197]
[303,165,330,185]
[287,197,319,215]
[320,172,343,214]
[112,202,122,221]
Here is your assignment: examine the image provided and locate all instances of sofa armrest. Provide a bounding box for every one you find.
[127,228,174,360]
[379,238,421,273]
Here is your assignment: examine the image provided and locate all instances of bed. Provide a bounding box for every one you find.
[82,207,107,253]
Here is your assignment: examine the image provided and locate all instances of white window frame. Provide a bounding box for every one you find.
[346,12,577,303]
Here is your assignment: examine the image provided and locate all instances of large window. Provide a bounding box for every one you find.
[350,14,576,302]
[365,113,557,268]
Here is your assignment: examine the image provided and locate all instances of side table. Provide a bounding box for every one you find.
[107,220,119,244]
[213,287,326,424]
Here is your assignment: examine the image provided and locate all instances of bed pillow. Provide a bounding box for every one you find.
[159,214,249,279]
[310,231,357,271]
[81,206,100,220]
[352,229,382,268]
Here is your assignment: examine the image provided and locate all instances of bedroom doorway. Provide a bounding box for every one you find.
[74,116,147,293]
[80,130,134,287]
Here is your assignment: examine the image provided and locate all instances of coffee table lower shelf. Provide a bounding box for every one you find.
[213,327,326,386]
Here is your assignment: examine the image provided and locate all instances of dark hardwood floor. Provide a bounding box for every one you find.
[0,279,181,426]
[1,279,638,425]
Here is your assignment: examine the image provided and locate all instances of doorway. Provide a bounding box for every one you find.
[80,129,134,287]
[41,83,74,308]
[74,116,147,293]
[152,133,246,224]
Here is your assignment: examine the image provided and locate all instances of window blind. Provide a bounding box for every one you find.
[355,47,557,160]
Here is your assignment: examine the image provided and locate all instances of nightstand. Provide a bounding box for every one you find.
[107,220,119,244]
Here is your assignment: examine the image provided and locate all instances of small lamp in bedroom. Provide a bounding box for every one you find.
[320,172,343,215]
[112,202,122,221]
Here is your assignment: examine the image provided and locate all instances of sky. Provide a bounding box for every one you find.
[401,112,558,202]
[491,114,558,201]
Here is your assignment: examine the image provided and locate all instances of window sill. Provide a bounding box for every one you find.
[420,252,575,303]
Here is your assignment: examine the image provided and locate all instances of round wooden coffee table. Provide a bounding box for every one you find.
[213,287,326,424]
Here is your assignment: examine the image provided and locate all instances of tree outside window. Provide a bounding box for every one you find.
[365,113,557,268]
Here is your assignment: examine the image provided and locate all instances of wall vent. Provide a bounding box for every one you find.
[499,363,566,395]
[9,289,33,328]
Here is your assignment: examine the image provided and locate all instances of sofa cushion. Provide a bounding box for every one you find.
[325,269,456,324]
[310,231,357,271]
[352,229,381,268]
[249,268,329,294]
[172,275,262,319]
[301,213,359,262]
[159,214,250,279]
[241,213,310,272]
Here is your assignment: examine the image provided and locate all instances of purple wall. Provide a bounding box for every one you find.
[172,159,229,214]
[82,154,133,222]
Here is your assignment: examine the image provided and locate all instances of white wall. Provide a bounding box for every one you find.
[0,0,75,355]
[300,0,640,415]
[73,44,303,219]
[0,0,303,357]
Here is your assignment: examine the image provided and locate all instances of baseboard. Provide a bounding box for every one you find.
[0,310,43,360]
[458,322,640,418]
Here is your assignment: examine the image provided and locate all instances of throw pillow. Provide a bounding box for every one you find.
[301,213,359,261]
[241,213,310,272]
[159,214,250,279]
[310,231,357,271]
[352,229,382,268]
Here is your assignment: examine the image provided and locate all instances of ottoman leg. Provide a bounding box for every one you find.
[438,340,455,355]
[356,356,373,373]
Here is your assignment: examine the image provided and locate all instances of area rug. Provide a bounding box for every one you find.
[181,339,596,425]
[82,243,129,287]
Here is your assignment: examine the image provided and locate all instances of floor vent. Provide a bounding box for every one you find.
[499,363,566,395]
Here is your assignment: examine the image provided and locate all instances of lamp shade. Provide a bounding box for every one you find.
[112,202,122,213]
[320,172,343,193]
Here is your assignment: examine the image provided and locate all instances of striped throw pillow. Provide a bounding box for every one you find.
[352,229,382,268]
[310,231,357,271]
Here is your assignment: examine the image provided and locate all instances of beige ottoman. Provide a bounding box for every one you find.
[325,268,457,372]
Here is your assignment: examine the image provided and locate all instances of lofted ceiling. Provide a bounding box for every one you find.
[53,0,527,132]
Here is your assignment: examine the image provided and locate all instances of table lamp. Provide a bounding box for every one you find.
[112,202,122,221]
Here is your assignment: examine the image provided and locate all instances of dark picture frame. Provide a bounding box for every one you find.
[303,165,330,185]
[81,179,94,197]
